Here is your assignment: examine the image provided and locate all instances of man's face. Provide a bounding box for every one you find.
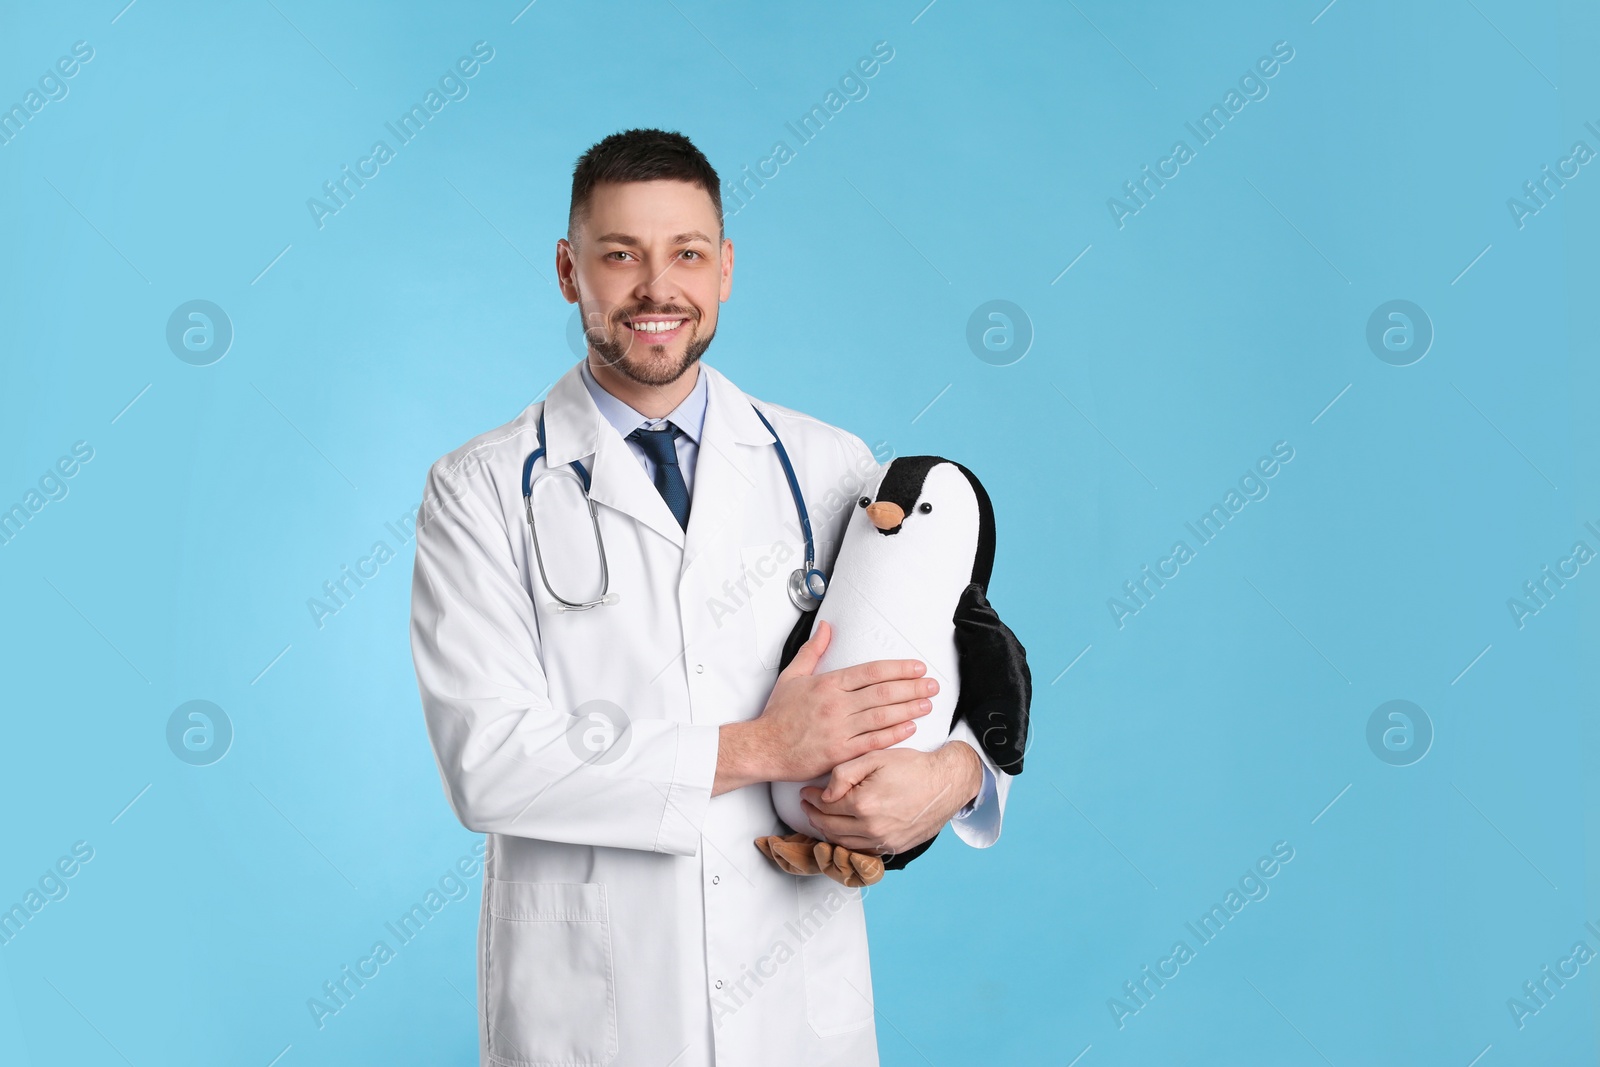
[557,180,733,388]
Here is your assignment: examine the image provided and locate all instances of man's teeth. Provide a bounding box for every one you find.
[628,319,686,333]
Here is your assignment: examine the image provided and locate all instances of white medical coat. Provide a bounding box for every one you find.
[410,360,1009,1066]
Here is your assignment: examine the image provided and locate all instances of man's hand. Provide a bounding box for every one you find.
[713,621,938,795]
[796,740,982,855]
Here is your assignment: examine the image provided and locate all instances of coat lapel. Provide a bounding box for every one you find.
[540,361,775,559]
[682,364,774,568]
[542,362,685,550]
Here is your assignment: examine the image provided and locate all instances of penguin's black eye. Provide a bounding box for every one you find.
[918,502,933,514]
[858,497,870,508]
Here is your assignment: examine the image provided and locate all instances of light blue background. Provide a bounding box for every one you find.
[2,1,1596,1064]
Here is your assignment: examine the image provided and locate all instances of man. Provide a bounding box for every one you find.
[410,129,1011,1066]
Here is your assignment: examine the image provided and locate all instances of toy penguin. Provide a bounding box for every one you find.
[754,456,1032,887]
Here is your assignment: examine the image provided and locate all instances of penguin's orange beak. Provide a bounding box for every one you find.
[865,502,904,531]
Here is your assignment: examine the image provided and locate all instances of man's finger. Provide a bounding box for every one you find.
[848,721,920,757]
[779,619,831,678]
[834,656,926,692]
[800,799,861,837]
[849,696,931,736]
[810,827,879,852]
[821,753,878,803]
[800,784,855,816]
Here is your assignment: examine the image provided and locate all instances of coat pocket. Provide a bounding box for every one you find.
[485,880,617,1066]
[739,539,804,669]
[796,877,876,1036]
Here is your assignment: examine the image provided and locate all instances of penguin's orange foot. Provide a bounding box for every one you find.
[812,841,885,887]
[755,832,824,876]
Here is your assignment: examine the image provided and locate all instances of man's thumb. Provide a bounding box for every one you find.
[781,619,830,677]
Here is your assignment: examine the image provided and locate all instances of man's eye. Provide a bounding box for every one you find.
[605,251,632,261]
[680,249,701,261]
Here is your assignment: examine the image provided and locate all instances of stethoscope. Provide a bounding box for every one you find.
[521,404,828,613]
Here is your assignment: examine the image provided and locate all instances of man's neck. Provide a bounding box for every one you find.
[586,355,700,419]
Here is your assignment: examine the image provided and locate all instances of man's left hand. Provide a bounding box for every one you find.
[799,741,982,856]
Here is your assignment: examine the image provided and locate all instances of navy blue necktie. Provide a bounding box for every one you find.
[627,423,690,530]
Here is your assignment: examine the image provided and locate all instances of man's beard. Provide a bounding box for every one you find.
[582,301,716,387]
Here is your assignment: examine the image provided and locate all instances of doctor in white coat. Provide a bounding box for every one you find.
[410,129,1010,1067]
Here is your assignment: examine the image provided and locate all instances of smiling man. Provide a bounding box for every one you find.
[411,128,1010,1066]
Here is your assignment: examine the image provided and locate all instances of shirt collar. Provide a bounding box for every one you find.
[579,359,708,445]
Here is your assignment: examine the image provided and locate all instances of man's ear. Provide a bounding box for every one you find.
[719,237,734,302]
[556,237,580,303]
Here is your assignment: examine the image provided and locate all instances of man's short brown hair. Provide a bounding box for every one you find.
[568,128,723,241]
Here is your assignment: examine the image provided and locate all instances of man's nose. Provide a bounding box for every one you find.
[634,253,685,304]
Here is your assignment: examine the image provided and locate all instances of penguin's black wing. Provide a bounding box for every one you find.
[950,581,1032,775]
[885,586,1031,872]
[777,609,818,672]
[780,583,1031,874]
[879,834,937,871]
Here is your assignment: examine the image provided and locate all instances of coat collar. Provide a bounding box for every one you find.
[541,360,775,554]
[578,357,711,445]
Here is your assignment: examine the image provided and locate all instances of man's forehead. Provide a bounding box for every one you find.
[580,180,721,238]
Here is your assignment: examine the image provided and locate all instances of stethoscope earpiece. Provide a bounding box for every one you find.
[549,593,621,614]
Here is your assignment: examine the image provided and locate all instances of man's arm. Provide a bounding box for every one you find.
[713,620,938,796]
[411,457,721,855]
[412,463,933,852]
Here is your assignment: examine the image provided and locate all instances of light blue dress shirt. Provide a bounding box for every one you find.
[578,358,995,828]
[579,358,708,495]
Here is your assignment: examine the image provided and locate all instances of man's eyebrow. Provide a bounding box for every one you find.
[593,231,715,246]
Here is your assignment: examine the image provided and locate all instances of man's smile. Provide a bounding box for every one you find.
[624,315,690,342]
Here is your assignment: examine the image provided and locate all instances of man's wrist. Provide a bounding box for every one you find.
[713,720,772,796]
[942,739,983,811]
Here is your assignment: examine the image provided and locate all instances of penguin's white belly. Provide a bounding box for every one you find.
[770,571,962,839]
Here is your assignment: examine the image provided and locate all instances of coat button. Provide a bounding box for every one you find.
[711,875,720,885]
[714,979,723,989]
[695,663,705,674]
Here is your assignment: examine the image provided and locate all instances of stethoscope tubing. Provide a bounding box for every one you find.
[521,404,823,612]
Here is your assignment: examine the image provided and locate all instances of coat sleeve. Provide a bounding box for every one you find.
[946,717,1010,848]
[409,455,721,855]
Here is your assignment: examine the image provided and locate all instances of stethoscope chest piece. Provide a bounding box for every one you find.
[787,567,827,612]
[524,402,828,616]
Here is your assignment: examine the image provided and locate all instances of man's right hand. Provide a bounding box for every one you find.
[713,621,937,796]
